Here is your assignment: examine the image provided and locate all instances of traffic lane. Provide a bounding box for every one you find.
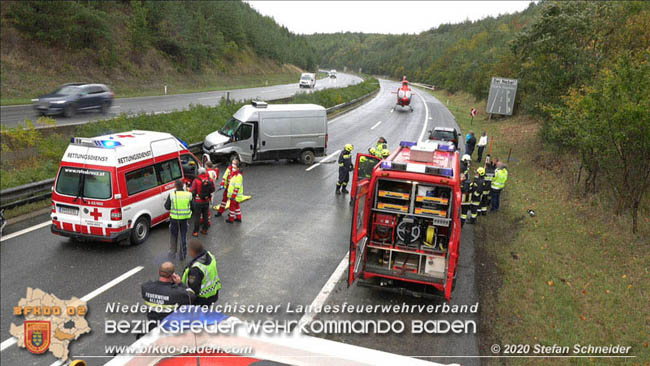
[0,74,375,340]
[0,74,362,128]
[310,226,479,366]
[310,86,480,364]
[0,77,416,361]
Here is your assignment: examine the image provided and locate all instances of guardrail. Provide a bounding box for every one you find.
[0,84,379,211]
[411,82,435,90]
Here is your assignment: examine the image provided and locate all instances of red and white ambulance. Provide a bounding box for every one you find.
[51,130,207,245]
[348,140,462,300]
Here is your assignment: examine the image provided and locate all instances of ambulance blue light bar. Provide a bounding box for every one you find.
[400,141,417,148]
[71,137,122,148]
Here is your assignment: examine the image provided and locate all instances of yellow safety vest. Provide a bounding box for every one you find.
[492,168,508,190]
[170,191,192,220]
[227,173,244,202]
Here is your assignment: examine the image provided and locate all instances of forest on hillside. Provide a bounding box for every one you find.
[1,1,317,71]
[308,1,650,232]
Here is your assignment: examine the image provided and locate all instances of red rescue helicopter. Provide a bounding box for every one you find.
[393,76,413,112]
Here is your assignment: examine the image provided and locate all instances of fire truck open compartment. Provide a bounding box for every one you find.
[365,178,453,283]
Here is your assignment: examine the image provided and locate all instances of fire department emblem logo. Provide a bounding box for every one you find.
[25,321,51,354]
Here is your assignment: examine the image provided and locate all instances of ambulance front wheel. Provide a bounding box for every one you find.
[130,216,150,245]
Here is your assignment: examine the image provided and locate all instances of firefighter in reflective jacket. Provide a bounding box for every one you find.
[477,167,490,215]
[376,137,388,154]
[381,149,390,159]
[336,144,354,194]
[225,164,244,223]
[368,147,382,159]
[460,174,471,227]
[215,158,239,217]
[461,154,471,178]
[182,240,221,306]
[141,261,195,322]
[470,170,483,224]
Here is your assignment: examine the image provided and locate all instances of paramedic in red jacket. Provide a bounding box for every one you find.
[190,167,214,236]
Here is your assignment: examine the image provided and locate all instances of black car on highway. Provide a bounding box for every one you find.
[32,83,114,117]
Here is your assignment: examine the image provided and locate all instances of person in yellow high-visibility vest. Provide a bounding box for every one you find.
[215,158,238,217]
[225,164,244,223]
[490,162,508,212]
[164,180,193,260]
[182,240,220,306]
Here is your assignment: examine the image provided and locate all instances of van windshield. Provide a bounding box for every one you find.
[56,167,112,200]
[301,75,312,80]
[219,117,242,137]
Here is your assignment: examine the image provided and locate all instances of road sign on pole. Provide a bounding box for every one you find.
[486,77,518,116]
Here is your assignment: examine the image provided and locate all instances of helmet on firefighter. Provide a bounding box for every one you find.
[381,149,390,157]
[368,147,377,155]
[462,154,471,162]
[477,167,485,176]
[344,144,354,152]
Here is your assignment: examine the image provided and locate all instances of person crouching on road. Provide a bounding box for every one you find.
[225,163,244,223]
[191,167,215,236]
[182,240,221,306]
[215,158,238,217]
[141,261,195,329]
[165,180,193,260]
[336,144,354,194]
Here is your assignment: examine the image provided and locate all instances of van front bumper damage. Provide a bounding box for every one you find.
[51,224,131,243]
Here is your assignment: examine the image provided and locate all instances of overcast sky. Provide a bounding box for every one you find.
[246,1,534,35]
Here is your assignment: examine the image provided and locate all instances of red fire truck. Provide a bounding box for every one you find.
[348,140,462,300]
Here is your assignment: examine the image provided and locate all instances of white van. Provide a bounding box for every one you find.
[299,73,316,88]
[51,130,206,245]
[203,101,327,165]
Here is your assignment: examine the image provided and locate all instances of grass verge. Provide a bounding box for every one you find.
[427,89,649,365]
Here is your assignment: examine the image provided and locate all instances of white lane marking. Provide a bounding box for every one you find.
[198,96,219,100]
[305,149,341,172]
[48,360,64,366]
[296,252,349,332]
[370,121,382,130]
[390,108,394,113]
[1,266,144,353]
[113,106,121,109]
[416,92,430,142]
[0,338,16,352]
[0,221,50,242]
[81,266,144,302]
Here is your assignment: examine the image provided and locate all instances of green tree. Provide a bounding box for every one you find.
[547,51,650,233]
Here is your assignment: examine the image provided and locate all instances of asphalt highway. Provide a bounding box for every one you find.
[0,74,361,128]
[0,79,477,366]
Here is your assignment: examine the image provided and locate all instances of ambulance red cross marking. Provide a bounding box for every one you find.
[90,208,102,220]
